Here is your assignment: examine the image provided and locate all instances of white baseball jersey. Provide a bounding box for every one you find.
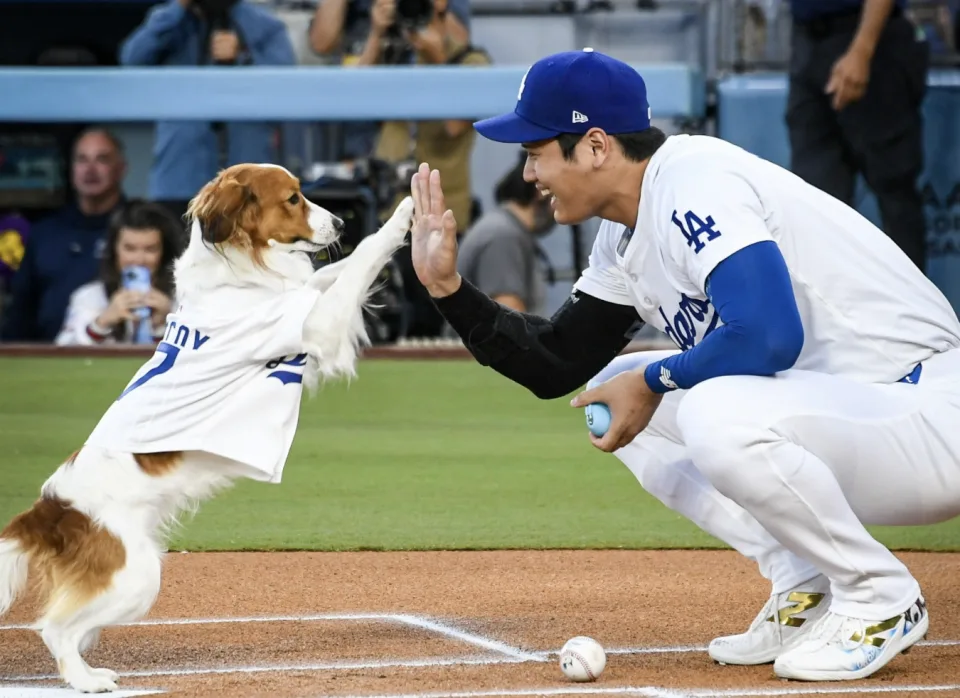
[574,134,960,384]
[85,285,321,483]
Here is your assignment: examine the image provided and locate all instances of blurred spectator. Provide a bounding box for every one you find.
[786,0,930,272]
[0,213,30,293]
[358,0,488,339]
[308,0,472,161]
[373,0,488,231]
[907,0,958,54]
[119,0,296,220]
[456,153,555,315]
[56,200,185,346]
[1,128,127,343]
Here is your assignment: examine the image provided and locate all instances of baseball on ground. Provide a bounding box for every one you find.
[559,636,606,682]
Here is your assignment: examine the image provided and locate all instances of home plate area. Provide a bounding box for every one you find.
[0,550,958,698]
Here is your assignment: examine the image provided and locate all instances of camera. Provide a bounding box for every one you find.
[394,0,434,31]
[193,0,239,35]
[379,0,437,64]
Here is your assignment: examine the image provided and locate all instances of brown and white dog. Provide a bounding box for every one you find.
[0,163,414,692]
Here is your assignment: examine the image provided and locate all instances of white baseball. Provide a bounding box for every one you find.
[559,636,606,682]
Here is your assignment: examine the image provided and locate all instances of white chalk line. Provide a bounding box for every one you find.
[392,614,544,663]
[0,612,541,663]
[328,685,960,698]
[0,612,391,631]
[2,614,959,689]
[1,613,957,669]
[0,655,529,683]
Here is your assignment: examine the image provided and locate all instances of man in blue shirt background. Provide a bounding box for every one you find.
[786,0,929,272]
[119,0,296,221]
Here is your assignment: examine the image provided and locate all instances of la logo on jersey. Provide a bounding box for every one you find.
[265,354,308,385]
[672,208,721,254]
[659,294,720,351]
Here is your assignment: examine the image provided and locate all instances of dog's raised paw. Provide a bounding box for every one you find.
[391,196,415,230]
[378,197,414,249]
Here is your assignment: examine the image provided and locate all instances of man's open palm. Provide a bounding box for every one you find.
[410,163,460,296]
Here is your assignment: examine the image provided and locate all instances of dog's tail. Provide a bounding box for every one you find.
[0,532,29,616]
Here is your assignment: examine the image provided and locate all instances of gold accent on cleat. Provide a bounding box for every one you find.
[766,592,827,628]
[849,616,901,647]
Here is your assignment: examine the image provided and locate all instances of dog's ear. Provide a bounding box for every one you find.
[189,174,258,245]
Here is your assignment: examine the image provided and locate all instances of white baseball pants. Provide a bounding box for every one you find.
[588,348,960,620]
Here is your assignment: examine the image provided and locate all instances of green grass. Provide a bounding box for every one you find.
[0,356,957,552]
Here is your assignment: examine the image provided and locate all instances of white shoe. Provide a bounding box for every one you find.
[773,595,929,681]
[709,574,831,665]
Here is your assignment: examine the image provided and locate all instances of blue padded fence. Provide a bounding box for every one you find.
[0,64,705,122]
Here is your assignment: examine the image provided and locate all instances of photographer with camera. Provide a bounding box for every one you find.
[119,0,296,220]
[375,0,490,338]
[308,0,472,161]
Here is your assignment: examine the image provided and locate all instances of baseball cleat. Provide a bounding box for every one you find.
[773,595,928,681]
[709,573,831,665]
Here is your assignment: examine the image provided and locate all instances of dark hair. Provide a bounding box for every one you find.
[556,126,666,163]
[101,200,187,339]
[494,151,539,206]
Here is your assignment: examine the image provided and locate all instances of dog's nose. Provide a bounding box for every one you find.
[333,216,345,233]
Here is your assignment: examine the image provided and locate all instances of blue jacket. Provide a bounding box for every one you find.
[1,202,122,342]
[119,1,296,200]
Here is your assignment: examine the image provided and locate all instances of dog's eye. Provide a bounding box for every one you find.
[287,193,300,205]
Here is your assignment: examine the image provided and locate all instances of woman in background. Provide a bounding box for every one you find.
[56,200,185,346]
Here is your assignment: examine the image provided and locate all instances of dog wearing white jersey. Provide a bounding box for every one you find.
[0,163,414,693]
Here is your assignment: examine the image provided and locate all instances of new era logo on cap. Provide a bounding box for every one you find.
[474,48,651,144]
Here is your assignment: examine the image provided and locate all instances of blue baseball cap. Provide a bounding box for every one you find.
[474,48,652,144]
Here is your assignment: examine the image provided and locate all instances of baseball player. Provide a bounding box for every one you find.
[409,48,960,682]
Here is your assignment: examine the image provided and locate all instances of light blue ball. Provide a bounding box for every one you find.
[585,403,611,437]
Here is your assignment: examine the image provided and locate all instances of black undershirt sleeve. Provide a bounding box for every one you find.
[432,278,644,399]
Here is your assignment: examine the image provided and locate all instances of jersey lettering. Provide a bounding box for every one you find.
[266,353,308,385]
[672,209,722,254]
[659,294,720,350]
[117,320,211,400]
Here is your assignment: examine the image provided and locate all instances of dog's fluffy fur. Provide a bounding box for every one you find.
[0,163,414,693]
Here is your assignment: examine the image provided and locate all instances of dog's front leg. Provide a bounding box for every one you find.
[303,197,414,344]
[306,258,349,292]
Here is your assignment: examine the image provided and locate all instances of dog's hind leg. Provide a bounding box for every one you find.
[78,627,101,655]
[40,546,162,693]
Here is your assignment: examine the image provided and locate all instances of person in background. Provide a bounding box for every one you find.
[1,127,127,342]
[308,0,472,161]
[119,0,296,221]
[56,200,185,346]
[786,0,930,272]
[457,152,556,315]
[365,0,488,338]
[373,0,488,233]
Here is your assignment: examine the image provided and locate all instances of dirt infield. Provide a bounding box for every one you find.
[1,550,958,698]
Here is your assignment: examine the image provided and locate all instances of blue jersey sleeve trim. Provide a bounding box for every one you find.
[644,240,804,393]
